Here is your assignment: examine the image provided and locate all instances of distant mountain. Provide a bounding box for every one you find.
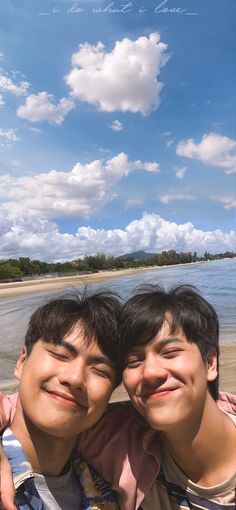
[120,250,157,260]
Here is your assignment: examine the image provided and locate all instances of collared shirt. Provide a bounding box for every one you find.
[2,428,119,510]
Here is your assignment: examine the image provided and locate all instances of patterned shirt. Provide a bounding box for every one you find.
[2,428,119,510]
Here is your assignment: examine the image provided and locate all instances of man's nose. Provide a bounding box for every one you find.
[142,353,167,385]
[58,359,86,389]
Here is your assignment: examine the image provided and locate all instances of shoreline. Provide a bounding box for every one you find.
[1,258,232,299]
[0,261,201,299]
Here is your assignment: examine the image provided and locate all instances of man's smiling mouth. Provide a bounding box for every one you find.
[139,387,179,401]
[43,389,88,409]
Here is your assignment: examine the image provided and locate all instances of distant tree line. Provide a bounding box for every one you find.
[0,251,235,282]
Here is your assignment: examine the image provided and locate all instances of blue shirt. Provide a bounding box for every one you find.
[2,428,119,510]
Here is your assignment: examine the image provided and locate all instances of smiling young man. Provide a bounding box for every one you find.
[120,286,236,509]
[0,285,236,510]
[0,290,121,510]
[77,284,236,510]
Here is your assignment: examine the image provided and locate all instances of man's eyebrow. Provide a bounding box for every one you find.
[88,355,114,368]
[53,340,114,367]
[57,339,78,355]
[127,337,185,356]
[157,337,185,349]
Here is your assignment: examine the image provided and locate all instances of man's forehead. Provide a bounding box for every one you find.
[152,315,185,339]
[64,322,98,347]
[127,321,186,355]
[145,320,186,349]
[43,320,97,355]
[55,322,116,369]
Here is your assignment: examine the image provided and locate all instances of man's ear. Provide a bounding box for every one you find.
[14,347,28,380]
[206,348,218,382]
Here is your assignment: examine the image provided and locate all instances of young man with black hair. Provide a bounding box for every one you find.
[1,285,236,510]
[78,284,236,509]
[0,290,121,510]
[118,284,236,509]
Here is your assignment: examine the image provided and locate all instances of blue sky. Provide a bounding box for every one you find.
[0,0,235,261]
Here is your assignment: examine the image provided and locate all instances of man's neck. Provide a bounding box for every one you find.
[160,394,236,486]
[11,404,77,476]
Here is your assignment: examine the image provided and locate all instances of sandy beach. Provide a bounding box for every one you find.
[218,343,236,395]
[0,266,158,299]
[0,260,228,300]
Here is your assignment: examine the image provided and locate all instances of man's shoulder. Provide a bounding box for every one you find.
[0,392,18,430]
[218,391,236,414]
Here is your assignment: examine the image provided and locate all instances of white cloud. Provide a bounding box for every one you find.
[166,139,174,148]
[0,213,235,262]
[216,196,236,210]
[160,131,171,137]
[160,193,195,204]
[125,198,144,209]
[29,127,42,134]
[98,148,111,154]
[109,120,123,132]
[10,159,21,168]
[0,153,159,219]
[17,92,75,124]
[0,128,20,148]
[65,32,170,114]
[173,166,187,179]
[176,133,236,174]
[225,200,236,209]
[0,94,5,106]
[0,73,30,95]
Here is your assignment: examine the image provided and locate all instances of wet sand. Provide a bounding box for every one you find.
[218,343,236,395]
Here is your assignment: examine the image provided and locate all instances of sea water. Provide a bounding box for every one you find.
[0,258,235,390]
